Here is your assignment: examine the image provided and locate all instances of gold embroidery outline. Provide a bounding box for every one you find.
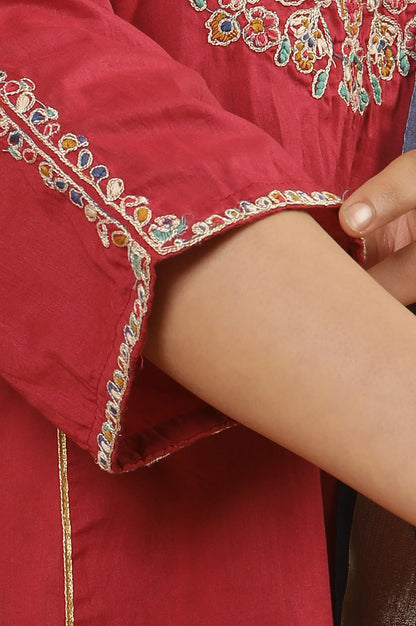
[57,429,74,626]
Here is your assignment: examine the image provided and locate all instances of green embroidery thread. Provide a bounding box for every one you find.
[189,0,416,113]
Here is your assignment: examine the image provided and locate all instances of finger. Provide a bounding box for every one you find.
[339,150,416,237]
[368,240,416,305]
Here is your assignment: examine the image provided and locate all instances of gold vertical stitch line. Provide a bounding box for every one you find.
[57,429,75,626]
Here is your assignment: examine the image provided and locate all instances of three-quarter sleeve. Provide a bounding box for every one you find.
[0,0,351,472]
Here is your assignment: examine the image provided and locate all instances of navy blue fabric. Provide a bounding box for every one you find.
[403,77,416,153]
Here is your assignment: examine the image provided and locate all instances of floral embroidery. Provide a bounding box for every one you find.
[148,215,188,243]
[290,14,330,73]
[189,0,416,113]
[278,6,333,101]
[0,69,342,471]
[405,16,416,52]
[243,6,281,50]
[369,17,399,80]
[207,10,242,44]
[338,37,369,111]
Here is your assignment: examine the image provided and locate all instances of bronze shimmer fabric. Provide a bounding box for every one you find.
[343,496,416,626]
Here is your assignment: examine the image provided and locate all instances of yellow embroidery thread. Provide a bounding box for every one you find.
[189,0,416,113]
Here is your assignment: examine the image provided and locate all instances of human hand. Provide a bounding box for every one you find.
[339,151,416,305]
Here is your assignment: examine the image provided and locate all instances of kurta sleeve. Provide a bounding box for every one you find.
[0,0,356,472]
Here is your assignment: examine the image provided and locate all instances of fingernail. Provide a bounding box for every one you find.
[343,202,374,233]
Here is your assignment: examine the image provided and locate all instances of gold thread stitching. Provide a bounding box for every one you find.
[57,429,74,626]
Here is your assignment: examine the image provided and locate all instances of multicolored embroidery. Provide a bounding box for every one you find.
[189,0,416,113]
[0,72,156,246]
[0,70,153,472]
[0,69,342,471]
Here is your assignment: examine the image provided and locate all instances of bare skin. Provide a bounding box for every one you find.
[145,210,416,525]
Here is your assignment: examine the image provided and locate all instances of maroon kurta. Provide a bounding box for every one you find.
[0,0,414,623]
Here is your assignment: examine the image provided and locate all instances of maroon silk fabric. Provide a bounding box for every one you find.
[0,0,414,622]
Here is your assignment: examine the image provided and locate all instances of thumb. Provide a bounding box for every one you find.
[339,150,416,236]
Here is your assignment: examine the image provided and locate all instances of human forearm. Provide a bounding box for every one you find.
[145,210,416,523]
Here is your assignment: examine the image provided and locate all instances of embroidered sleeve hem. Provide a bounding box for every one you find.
[0,65,367,473]
[86,184,360,473]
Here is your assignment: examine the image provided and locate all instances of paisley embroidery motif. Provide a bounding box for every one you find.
[189,0,416,113]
